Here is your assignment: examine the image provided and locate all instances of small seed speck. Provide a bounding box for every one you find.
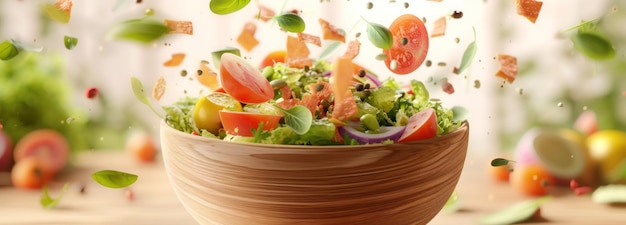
[558,102,564,107]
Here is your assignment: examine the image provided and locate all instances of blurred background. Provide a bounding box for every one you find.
[0,0,624,157]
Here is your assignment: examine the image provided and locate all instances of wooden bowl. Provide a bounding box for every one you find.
[160,121,469,225]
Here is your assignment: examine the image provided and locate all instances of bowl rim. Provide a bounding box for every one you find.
[160,120,469,149]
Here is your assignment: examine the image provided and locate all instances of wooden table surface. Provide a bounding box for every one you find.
[1,151,625,225]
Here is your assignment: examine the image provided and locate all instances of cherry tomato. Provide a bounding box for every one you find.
[126,132,158,163]
[259,50,286,68]
[220,53,274,104]
[193,92,243,135]
[383,14,429,75]
[13,129,69,173]
[11,157,55,189]
[219,111,282,137]
[510,164,555,196]
[488,164,511,182]
[398,108,437,142]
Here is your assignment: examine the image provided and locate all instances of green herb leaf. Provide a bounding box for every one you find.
[40,183,70,209]
[455,27,477,75]
[211,47,241,70]
[273,13,306,33]
[562,19,599,33]
[64,36,78,50]
[363,18,393,50]
[478,196,552,225]
[375,53,387,61]
[451,106,470,123]
[592,185,626,204]
[491,158,515,167]
[107,18,168,43]
[410,80,429,104]
[0,40,20,61]
[275,105,313,135]
[44,4,70,23]
[317,41,342,60]
[571,32,615,60]
[209,0,251,15]
[251,122,271,143]
[130,77,163,118]
[442,191,461,213]
[92,170,138,189]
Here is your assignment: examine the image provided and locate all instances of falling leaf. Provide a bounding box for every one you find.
[63,36,78,50]
[0,40,20,61]
[454,27,477,75]
[592,185,626,204]
[571,32,615,60]
[363,18,393,50]
[478,196,552,225]
[92,170,138,189]
[274,13,306,33]
[209,0,251,15]
[451,106,470,123]
[163,53,186,67]
[430,16,447,38]
[495,54,518,83]
[40,183,70,209]
[164,19,193,35]
[107,18,169,43]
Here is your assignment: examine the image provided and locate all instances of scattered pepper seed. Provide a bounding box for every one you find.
[355,83,365,91]
[517,88,524,95]
[180,70,188,77]
[79,183,86,194]
[145,8,154,16]
[404,2,409,8]
[451,10,463,19]
[401,37,408,45]
[136,0,142,3]
[425,60,432,67]
[197,69,203,76]
[557,102,564,107]
[422,17,427,23]
[375,54,387,61]
[473,80,481,89]
[358,69,366,77]
[454,37,460,43]
[315,83,325,92]
[437,62,447,67]
[367,2,373,9]
[364,83,371,89]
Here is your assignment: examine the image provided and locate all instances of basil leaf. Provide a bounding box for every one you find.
[40,183,70,209]
[44,4,70,23]
[92,170,138,189]
[317,41,342,60]
[363,19,393,50]
[107,19,168,43]
[490,158,514,167]
[451,106,470,123]
[478,196,552,225]
[209,0,251,15]
[211,47,241,70]
[592,185,626,204]
[273,13,306,33]
[0,40,20,61]
[275,105,313,135]
[455,27,477,75]
[64,36,78,50]
[130,77,163,118]
[571,32,615,60]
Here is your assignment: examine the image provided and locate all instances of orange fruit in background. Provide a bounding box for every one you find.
[126,132,158,163]
[259,50,286,68]
[13,129,69,173]
[11,157,55,189]
[489,164,511,182]
[510,164,555,196]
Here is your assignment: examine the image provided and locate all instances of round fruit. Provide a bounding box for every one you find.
[510,164,555,196]
[259,50,286,68]
[559,129,599,187]
[587,130,626,184]
[0,130,13,171]
[514,129,586,179]
[220,53,274,104]
[383,14,429,75]
[398,108,437,143]
[219,111,282,137]
[488,163,511,182]
[11,157,55,189]
[126,132,158,163]
[192,92,243,135]
[13,129,69,173]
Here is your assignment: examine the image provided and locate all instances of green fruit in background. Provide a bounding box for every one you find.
[587,130,626,184]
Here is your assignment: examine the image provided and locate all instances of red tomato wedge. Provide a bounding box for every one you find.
[219,111,282,137]
[220,53,274,104]
[398,108,437,142]
[259,50,286,68]
[383,14,429,75]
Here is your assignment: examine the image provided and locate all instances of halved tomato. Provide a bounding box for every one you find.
[383,14,429,75]
[398,108,437,142]
[220,53,274,104]
[219,111,283,137]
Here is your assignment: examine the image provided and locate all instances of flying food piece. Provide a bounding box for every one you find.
[298,33,321,47]
[430,16,447,38]
[237,22,259,52]
[495,54,518,83]
[515,0,543,23]
[152,75,166,101]
[319,18,346,43]
[164,19,193,34]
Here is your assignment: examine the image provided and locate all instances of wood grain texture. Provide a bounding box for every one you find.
[160,121,469,225]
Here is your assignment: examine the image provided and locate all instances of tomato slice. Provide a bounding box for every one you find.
[383,14,429,75]
[398,108,437,142]
[220,53,274,104]
[219,111,283,137]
